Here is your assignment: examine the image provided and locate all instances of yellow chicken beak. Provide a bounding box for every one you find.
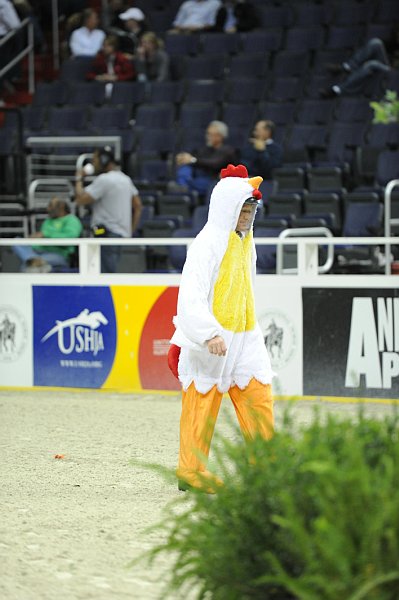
[248,176,263,189]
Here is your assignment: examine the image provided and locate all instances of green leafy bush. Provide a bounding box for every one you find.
[145,410,399,600]
[370,90,399,124]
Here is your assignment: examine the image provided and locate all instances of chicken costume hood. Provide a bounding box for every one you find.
[170,164,274,394]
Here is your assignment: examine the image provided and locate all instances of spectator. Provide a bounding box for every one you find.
[135,32,169,82]
[86,35,135,84]
[0,0,20,33]
[69,9,105,57]
[170,0,221,34]
[0,0,21,95]
[13,198,83,273]
[175,120,237,195]
[111,7,147,57]
[241,120,283,180]
[75,146,142,273]
[320,38,392,98]
[213,0,257,33]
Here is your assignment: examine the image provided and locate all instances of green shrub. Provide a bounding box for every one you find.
[370,90,399,124]
[144,410,399,600]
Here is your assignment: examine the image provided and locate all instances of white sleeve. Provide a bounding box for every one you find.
[0,1,21,31]
[173,2,188,27]
[69,29,86,56]
[84,175,106,202]
[176,242,222,346]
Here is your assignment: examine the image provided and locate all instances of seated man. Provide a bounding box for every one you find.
[241,120,283,181]
[69,8,105,57]
[320,38,392,98]
[175,120,237,196]
[13,198,83,272]
[170,0,221,33]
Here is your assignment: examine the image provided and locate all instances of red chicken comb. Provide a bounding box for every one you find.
[220,164,248,179]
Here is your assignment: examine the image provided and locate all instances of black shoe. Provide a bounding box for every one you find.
[178,479,192,492]
[319,87,337,98]
[326,62,344,74]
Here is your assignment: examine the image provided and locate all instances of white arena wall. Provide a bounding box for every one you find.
[1,237,398,402]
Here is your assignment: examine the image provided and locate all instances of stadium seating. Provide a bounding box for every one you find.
[2,0,398,274]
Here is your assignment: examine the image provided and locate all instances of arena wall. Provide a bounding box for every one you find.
[0,272,398,402]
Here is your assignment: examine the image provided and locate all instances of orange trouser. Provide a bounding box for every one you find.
[178,378,274,476]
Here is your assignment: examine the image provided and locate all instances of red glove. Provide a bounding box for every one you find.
[167,344,181,379]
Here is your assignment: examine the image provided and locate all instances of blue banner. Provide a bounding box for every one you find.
[33,286,116,388]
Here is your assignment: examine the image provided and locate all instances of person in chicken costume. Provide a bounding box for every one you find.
[168,164,274,492]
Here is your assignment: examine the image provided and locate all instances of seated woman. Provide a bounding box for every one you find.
[134,32,169,82]
[86,34,135,83]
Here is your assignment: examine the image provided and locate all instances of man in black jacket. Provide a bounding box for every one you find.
[241,120,283,181]
[175,120,237,196]
[213,0,257,33]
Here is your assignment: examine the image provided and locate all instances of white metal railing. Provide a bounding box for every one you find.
[384,179,399,275]
[277,227,334,275]
[0,18,34,94]
[1,236,398,277]
[26,137,122,191]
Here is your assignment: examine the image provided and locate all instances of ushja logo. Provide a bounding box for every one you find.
[41,309,108,356]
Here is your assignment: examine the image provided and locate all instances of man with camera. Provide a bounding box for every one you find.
[75,146,142,273]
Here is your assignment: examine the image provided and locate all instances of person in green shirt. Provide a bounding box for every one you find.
[13,197,83,272]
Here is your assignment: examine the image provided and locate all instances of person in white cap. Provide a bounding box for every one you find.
[168,164,275,493]
[114,6,147,56]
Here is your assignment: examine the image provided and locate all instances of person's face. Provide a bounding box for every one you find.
[125,18,140,32]
[86,12,99,30]
[103,40,114,56]
[206,125,223,148]
[47,198,61,219]
[142,38,155,53]
[253,121,270,141]
[236,203,257,233]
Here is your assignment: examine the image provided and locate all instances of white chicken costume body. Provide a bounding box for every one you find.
[169,164,274,492]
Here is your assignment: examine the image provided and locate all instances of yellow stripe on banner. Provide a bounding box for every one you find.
[102,285,166,390]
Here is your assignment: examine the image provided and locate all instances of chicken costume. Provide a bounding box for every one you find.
[169,164,274,491]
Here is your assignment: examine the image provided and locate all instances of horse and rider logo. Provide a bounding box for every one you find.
[0,306,28,362]
[259,310,297,370]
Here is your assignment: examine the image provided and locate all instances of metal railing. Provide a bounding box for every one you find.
[26,136,122,190]
[276,227,334,275]
[0,17,34,94]
[1,236,398,278]
[384,179,399,275]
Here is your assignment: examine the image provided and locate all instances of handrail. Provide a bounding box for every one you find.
[0,18,35,94]
[384,179,399,275]
[276,227,334,275]
[1,236,398,277]
[26,136,122,162]
[28,178,74,209]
